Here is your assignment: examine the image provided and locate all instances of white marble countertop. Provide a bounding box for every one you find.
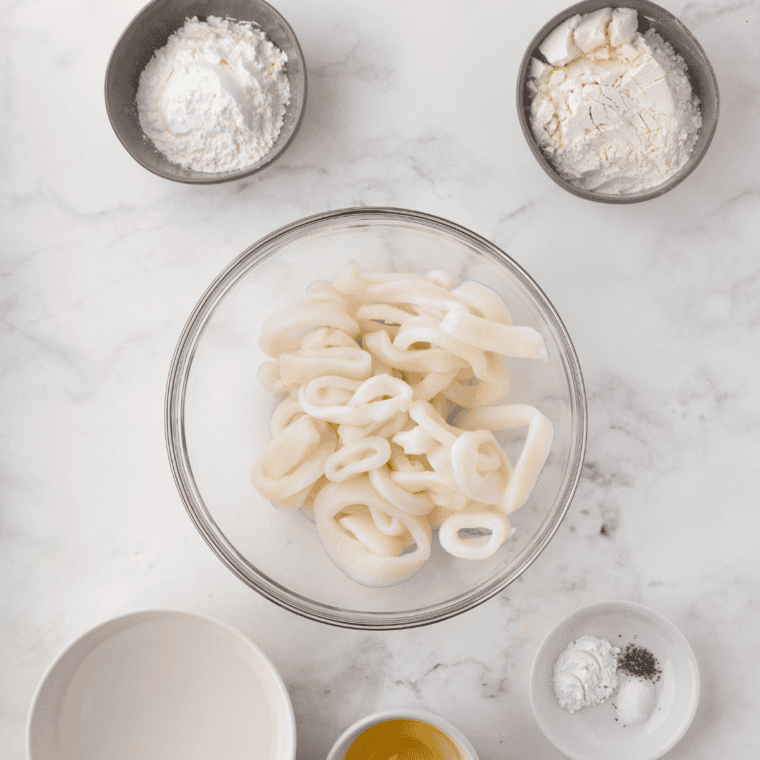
[2,0,759,757]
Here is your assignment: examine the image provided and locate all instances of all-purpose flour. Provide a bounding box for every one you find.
[136,16,290,173]
[528,8,702,194]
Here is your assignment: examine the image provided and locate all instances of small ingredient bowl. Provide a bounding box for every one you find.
[105,0,307,184]
[326,708,479,760]
[529,600,700,760]
[516,0,719,203]
[27,609,296,760]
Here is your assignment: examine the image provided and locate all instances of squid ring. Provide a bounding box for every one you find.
[337,513,405,558]
[457,404,554,514]
[438,511,512,560]
[450,429,513,505]
[251,417,337,502]
[369,466,434,516]
[438,310,548,360]
[324,436,392,482]
[279,346,372,386]
[269,396,307,438]
[313,478,432,587]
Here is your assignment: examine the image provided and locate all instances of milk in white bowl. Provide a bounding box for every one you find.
[27,608,296,760]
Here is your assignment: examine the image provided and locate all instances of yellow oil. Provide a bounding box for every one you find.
[343,719,466,760]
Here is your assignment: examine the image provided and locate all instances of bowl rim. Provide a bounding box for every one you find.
[325,707,479,760]
[164,206,588,630]
[25,606,297,760]
[528,599,701,760]
[515,0,720,204]
[104,0,307,185]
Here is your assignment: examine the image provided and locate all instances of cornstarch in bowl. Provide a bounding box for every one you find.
[136,15,290,173]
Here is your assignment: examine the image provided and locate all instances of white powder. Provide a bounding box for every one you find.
[528,8,702,194]
[136,16,290,173]
[553,635,620,713]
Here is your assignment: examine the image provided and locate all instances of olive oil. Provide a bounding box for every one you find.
[344,719,466,760]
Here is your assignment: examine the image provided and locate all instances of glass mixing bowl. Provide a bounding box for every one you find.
[165,207,587,629]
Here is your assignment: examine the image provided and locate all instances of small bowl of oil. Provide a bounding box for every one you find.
[326,708,479,760]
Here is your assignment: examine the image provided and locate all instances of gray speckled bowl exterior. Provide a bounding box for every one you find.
[516,0,719,204]
[105,0,306,184]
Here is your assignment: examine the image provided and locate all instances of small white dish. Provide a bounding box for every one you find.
[27,608,296,760]
[530,600,700,760]
[326,707,479,760]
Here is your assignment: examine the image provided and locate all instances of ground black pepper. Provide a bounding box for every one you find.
[618,644,661,682]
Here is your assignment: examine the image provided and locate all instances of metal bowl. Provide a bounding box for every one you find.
[104,0,306,184]
[516,0,719,203]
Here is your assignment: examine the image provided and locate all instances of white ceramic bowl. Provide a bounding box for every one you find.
[27,609,296,760]
[530,600,700,760]
[326,708,479,760]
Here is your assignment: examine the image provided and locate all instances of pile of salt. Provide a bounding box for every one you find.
[613,675,656,727]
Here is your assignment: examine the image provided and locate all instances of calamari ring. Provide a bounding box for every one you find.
[355,303,416,326]
[313,478,431,587]
[259,301,360,358]
[367,506,408,537]
[438,311,548,360]
[457,404,554,514]
[390,469,469,511]
[251,416,337,502]
[270,482,313,512]
[451,281,512,325]
[438,511,512,560]
[299,373,413,426]
[338,502,410,540]
[337,513,405,558]
[299,375,361,415]
[369,465,435,516]
[324,436,392,482]
[269,396,306,438]
[363,278,470,314]
[300,327,359,351]
[389,443,426,473]
[407,400,461,449]
[449,429,513,505]
[394,317,509,391]
[392,424,437,456]
[257,361,295,394]
[338,411,408,446]
[424,442,458,486]
[363,330,468,374]
[410,370,459,401]
[279,347,372,385]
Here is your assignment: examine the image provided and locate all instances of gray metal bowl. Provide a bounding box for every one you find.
[105,0,307,184]
[516,0,719,204]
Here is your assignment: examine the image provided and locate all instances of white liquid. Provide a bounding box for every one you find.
[56,617,273,760]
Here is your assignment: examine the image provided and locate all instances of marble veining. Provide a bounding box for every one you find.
[2,0,759,758]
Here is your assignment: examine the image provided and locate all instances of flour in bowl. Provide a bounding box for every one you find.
[136,16,290,173]
[553,635,620,713]
[528,8,702,194]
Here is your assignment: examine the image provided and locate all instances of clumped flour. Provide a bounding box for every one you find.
[136,16,290,173]
[528,7,702,194]
[553,635,620,713]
